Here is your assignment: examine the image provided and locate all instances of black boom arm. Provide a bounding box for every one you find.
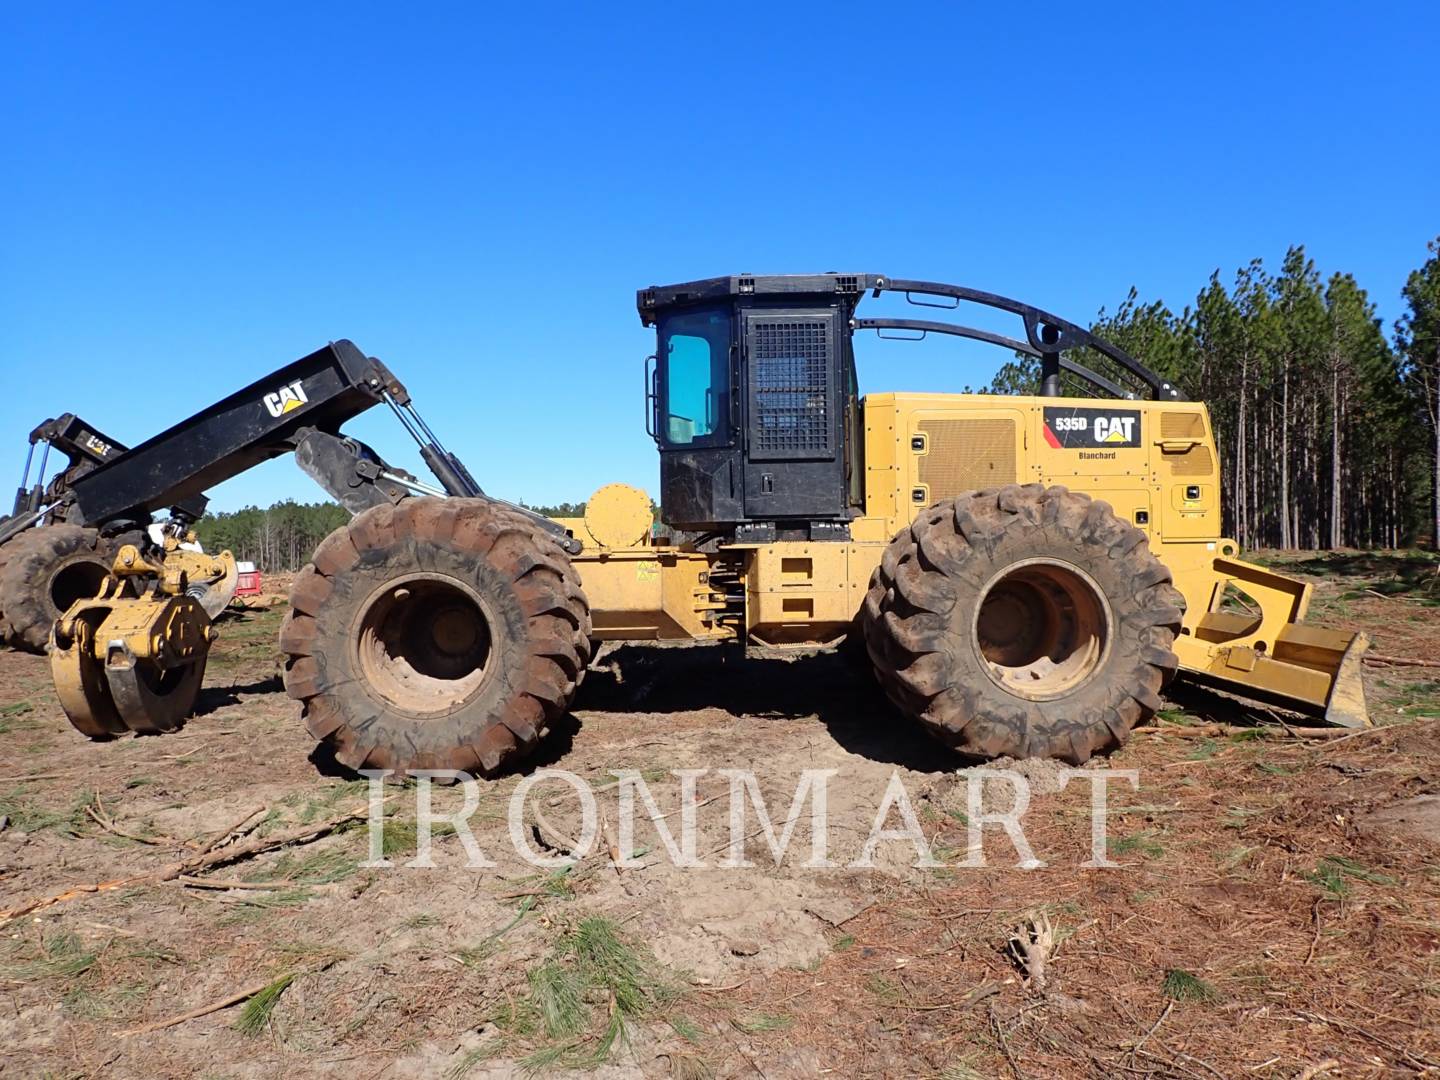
[28,339,577,553]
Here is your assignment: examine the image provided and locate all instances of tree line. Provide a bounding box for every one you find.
[189,499,608,572]
[191,500,348,572]
[987,239,1440,550]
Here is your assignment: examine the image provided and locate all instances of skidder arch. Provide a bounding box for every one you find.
[281,496,593,775]
[861,484,1184,764]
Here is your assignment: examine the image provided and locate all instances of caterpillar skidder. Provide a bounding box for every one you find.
[37,274,1369,770]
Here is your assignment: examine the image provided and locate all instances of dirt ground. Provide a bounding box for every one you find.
[1,552,1438,1079]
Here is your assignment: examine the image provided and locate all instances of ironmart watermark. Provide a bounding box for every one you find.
[358,767,1141,872]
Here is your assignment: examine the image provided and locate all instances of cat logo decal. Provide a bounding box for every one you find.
[263,380,309,418]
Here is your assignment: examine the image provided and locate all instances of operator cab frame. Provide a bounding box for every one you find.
[639,275,864,535]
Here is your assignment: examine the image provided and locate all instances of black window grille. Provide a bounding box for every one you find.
[750,319,831,457]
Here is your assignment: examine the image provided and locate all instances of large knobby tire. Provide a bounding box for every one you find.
[0,539,12,642]
[280,497,593,775]
[862,484,1184,764]
[0,525,117,653]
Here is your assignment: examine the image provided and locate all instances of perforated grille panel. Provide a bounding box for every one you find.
[918,419,1017,500]
[1161,411,1206,439]
[1167,445,1214,477]
[751,319,831,457]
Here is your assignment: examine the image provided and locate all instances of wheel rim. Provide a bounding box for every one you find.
[49,558,109,617]
[971,559,1111,701]
[354,573,495,718]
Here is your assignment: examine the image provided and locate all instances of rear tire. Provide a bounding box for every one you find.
[0,525,117,653]
[281,497,593,775]
[0,538,12,642]
[861,484,1183,764]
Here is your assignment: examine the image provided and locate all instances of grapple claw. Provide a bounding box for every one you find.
[104,647,207,734]
[49,613,128,738]
[48,560,214,739]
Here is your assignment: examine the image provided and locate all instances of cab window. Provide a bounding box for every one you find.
[659,309,730,446]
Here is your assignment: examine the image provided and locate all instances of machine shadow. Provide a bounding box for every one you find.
[193,674,283,716]
[578,643,961,774]
[305,644,955,782]
[1160,679,1312,729]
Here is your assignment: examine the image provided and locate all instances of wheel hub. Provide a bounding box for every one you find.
[973,559,1111,701]
[354,573,494,718]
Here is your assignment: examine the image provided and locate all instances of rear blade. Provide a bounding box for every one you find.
[1174,556,1370,727]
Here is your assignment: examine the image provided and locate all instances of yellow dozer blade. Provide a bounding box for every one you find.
[1173,556,1369,727]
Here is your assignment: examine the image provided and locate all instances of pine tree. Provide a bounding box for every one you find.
[1397,237,1440,549]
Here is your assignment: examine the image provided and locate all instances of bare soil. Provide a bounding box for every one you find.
[1,550,1437,1078]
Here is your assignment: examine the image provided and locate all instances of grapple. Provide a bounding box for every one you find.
[50,540,227,738]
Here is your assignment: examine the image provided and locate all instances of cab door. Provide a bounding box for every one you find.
[740,309,847,521]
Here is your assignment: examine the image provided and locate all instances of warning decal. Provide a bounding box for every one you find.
[1042,406,1142,449]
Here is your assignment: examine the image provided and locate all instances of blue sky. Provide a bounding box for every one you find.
[3,3,1436,513]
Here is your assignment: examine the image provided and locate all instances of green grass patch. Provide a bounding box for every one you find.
[505,864,579,901]
[492,916,683,1069]
[731,1013,792,1035]
[2,931,98,982]
[1108,830,1165,860]
[0,699,37,734]
[1253,760,1292,775]
[0,787,96,836]
[62,981,149,1020]
[454,940,496,967]
[215,888,314,926]
[668,1015,703,1043]
[1303,855,1398,898]
[294,780,372,823]
[120,942,183,965]
[234,972,296,1036]
[1186,737,1221,760]
[1155,707,1198,725]
[263,847,359,885]
[1218,845,1256,870]
[368,817,457,857]
[1162,968,1217,1002]
[864,973,902,1005]
[445,1042,507,1079]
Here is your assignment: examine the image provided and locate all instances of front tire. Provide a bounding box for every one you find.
[862,484,1183,764]
[280,497,592,774]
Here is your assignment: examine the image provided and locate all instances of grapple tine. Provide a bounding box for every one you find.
[49,614,128,738]
[104,648,207,734]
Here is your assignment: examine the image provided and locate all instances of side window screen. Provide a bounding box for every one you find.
[746,314,834,460]
[660,309,730,446]
[666,335,715,442]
